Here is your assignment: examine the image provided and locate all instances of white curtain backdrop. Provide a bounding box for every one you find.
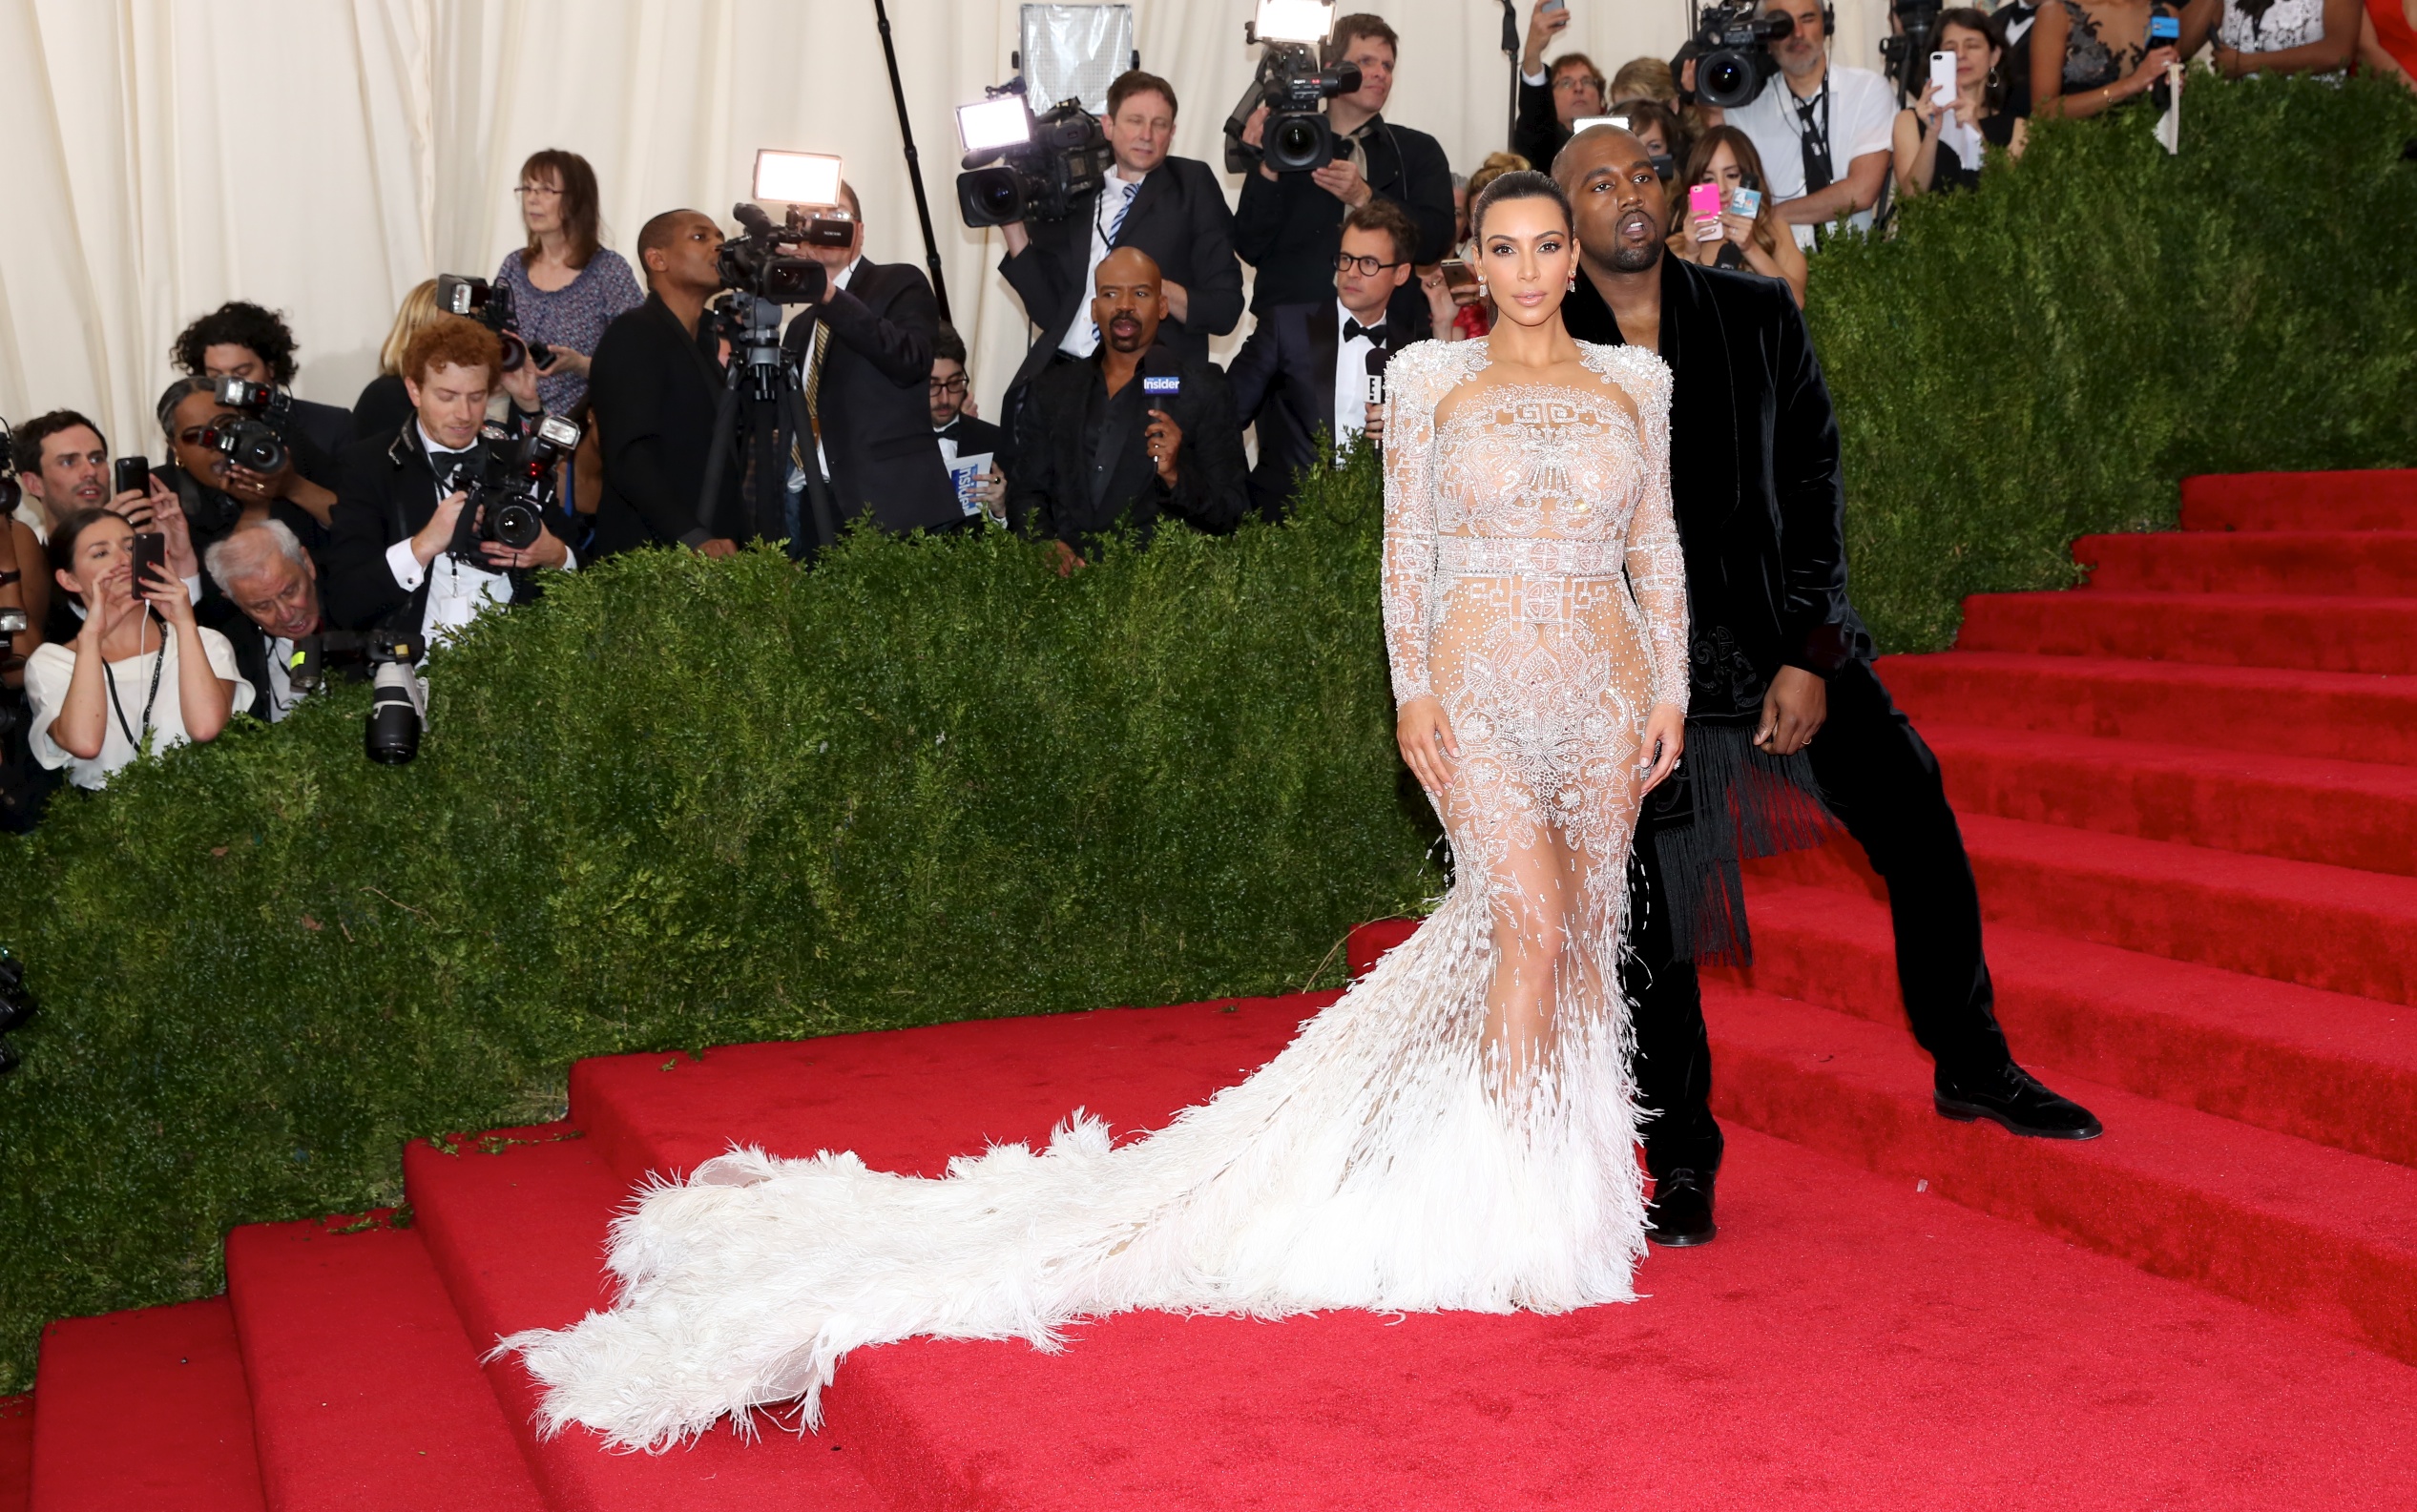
[0,0,1889,449]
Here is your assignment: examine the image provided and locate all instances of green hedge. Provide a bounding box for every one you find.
[2,77,2412,1392]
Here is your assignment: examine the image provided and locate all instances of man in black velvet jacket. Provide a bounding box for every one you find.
[1552,127,2102,1247]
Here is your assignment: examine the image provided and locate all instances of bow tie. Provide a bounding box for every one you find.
[1344,319,1388,343]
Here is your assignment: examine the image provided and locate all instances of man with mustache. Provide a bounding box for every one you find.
[1552,127,2101,1248]
[1006,247,1248,565]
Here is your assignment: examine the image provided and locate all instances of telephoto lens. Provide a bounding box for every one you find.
[488,497,545,550]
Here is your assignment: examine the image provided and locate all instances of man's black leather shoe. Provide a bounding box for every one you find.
[1645,1169,1718,1247]
[1936,1062,2103,1140]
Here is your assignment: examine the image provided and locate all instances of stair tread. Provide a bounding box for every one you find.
[224,1216,546,1512]
[2011,589,2417,610]
[1961,812,2417,915]
[2182,468,2417,532]
[0,1397,26,1512]
[1922,721,2417,797]
[30,1299,264,1512]
[1882,649,2417,696]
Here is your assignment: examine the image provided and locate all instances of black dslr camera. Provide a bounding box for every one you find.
[1222,35,1363,175]
[956,83,1116,227]
[203,377,295,476]
[1672,2,1796,111]
[437,415,580,560]
[715,203,844,303]
[434,275,552,374]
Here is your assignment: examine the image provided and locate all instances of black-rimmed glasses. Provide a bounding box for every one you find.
[1334,251,1402,277]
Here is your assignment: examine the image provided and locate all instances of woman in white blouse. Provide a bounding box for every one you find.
[28,509,250,790]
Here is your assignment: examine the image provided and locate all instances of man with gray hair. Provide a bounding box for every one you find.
[202,519,324,722]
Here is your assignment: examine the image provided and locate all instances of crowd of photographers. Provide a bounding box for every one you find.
[0,0,2406,828]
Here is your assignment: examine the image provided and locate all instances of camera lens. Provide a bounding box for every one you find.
[1701,51,1756,109]
[975,169,1022,221]
[490,499,543,550]
[1270,114,1328,173]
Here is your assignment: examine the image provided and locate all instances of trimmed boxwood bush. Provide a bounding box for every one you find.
[1,76,2412,1390]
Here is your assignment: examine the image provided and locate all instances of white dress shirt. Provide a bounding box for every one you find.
[1056,166,1147,360]
[1725,64,1897,249]
[382,423,573,652]
[1333,298,1383,457]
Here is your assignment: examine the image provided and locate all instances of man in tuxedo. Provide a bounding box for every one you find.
[323,317,575,639]
[1552,127,2102,1247]
[781,182,964,541]
[997,70,1245,404]
[1511,0,1607,174]
[1233,13,1454,340]
[586,209,744,557]
[1007,248,1248,561]
[929,323,1004,522]
[200,518,325,723]
[1227,197,1417,522]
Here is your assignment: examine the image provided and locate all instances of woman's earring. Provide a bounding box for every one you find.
[1566,276,1576,291]
[1988,65,2001,91]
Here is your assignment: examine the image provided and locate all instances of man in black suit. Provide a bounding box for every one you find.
[199,518,326,724]
[1511,1,1607,172]
[586,209,744,557]
[997,70,1245,404]
[1552,127,2101,1249]
[1227,197,1417,522]
[781,182,963,541]
[929,323,1004,523]
[323,317,575,638]
[1232,13,1455,340]
[1007,248,1248,561]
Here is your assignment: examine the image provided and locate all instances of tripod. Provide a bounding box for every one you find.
[695,290,841,561]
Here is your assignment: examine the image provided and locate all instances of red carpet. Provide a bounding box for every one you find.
[21,468,2417,1507]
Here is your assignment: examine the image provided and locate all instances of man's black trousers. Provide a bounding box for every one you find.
[1618,658,2014,1181]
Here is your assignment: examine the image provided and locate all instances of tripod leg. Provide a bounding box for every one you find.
[695,369,744,541]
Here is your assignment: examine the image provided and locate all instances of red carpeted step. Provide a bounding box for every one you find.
[1919,722,2417,876]
[2182,468,2417,532]
[1954,590,2417,674]
[1722,880,2417,1168]
[1750,817,2417,1005]
[1701,983,2417,1364]
[223,1212,545,1512]
[2074,530,2417,595]
[404,1129,889,1512]
[29,1298,264,1512]
[1874,652,2417,766]
[0,1396,28,1512]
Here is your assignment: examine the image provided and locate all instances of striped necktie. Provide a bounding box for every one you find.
[1083,180,1138,350]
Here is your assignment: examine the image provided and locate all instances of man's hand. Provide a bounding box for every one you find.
[1144,407,1183,487]
[104,480,158,530]
[1754,665,1828,756]
[1309,155,1372,208]
[980,465,1008,510]
[481,524,571,571]
[1050,539,1086,576]
[412,491,471,567]
[1162,279,1191,325]
[1363,402,1386,445]
[1523,0,1573,73]
[1396,694,1459,796]
[1000,220,1032,256]
[694,537,740,559]
[1243,104,1282,181]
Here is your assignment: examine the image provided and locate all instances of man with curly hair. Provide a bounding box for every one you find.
[170,301,356,476]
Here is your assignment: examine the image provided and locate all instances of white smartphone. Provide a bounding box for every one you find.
[1929,50,1957,108]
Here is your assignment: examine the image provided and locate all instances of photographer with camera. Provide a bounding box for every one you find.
[930,324,1006,522]
[172,301,352,486]
[586,211,743,558]
[323,316,574,644]
[26,508,248,791]
[779,182,964,538]
[996,72,1244,405]
[496,149,646,416]
[1234,13,1455,341]
[1513,2,1608,173]
[1007,248,1247,564]
[1716,0,1896,247]
[157,378,334,560]
[201,520,325,723]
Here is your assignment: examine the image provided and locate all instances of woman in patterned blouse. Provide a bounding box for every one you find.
[494,149,643,416]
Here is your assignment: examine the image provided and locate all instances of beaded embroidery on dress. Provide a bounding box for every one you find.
[501,337,1688,1451]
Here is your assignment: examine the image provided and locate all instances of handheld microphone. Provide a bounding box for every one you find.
[1365,345,1388,408]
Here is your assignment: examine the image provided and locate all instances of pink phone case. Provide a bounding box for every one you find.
[1688,182,1723,240]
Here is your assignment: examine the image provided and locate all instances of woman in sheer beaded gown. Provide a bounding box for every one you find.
[503,171,1690,1451]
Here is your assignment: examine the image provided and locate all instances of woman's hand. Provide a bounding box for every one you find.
[1637,703,1685,794]
[1420,265,1458,340]
[536,347,592,381]
[1396,694,1459,796]
[2124,44,2181,94]
[140,563,196,631]
[501,358,543,413]
[1719,207,1755,248]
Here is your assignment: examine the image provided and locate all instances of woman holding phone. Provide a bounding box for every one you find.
[1665,127,1808,307]
[1892,9,2029,199]
[25,509,248,791]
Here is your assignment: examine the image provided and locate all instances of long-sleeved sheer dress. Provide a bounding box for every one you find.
[501,337,1690,1451]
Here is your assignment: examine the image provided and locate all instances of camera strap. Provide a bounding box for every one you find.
[103,614,166,752]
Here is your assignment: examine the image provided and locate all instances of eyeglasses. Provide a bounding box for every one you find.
[928,375,969,395]
[1335,251,1402,276]
[1551,74,1600,93]
[512,184,563,198]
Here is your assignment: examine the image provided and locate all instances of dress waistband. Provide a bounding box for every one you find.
[1434,535,1626,578]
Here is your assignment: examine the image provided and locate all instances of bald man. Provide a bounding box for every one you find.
[1006,247,1248,557]
[1552,126,2100,1248]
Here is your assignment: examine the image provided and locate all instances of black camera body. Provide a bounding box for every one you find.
[434,274,552,373]
[438,416,579,560]
[205,377,295,476]
[361,631,429,765]
[716,203,834,303]
[958,96,1115,227]
[1878,0,1946,100]
[1673,3,1796,111]
[1225,40,1363,175]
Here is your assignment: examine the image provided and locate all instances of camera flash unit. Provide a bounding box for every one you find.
[1254,0,1335,44]
[753,150,844,206]
[956,95,1033,155]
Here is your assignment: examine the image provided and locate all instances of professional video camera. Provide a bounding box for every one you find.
[1221,34,1362,175]
[434,274,552,374]
[954,81,1115,227]
[434,415,579,560]
[201,376,296,477]
[714,202,844,304]
[1672,2,1797,111]
[1877,0,1946,102]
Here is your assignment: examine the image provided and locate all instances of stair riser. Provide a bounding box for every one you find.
[1716,923,2417,1169]
[1957,595,2417,675]
[2182,471,2417,533]
[1705,1032,2417,1367]
[1748,844,2417,1007]
[1929,741,2417,879]
[2075,534,2417,596]
[1877,656,2417,767]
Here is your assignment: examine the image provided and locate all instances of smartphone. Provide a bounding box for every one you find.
[1541,0,1567,11]
[2148,11,2179,47]
[114,455,149,497]
[1929,51,1957,108]
[1729,186,1762,218]
[1688,181,1723,240]
[130,530,167,595]
[1439,258,1482,306]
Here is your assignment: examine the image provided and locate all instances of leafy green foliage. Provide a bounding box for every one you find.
[1,79,2410,1391]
